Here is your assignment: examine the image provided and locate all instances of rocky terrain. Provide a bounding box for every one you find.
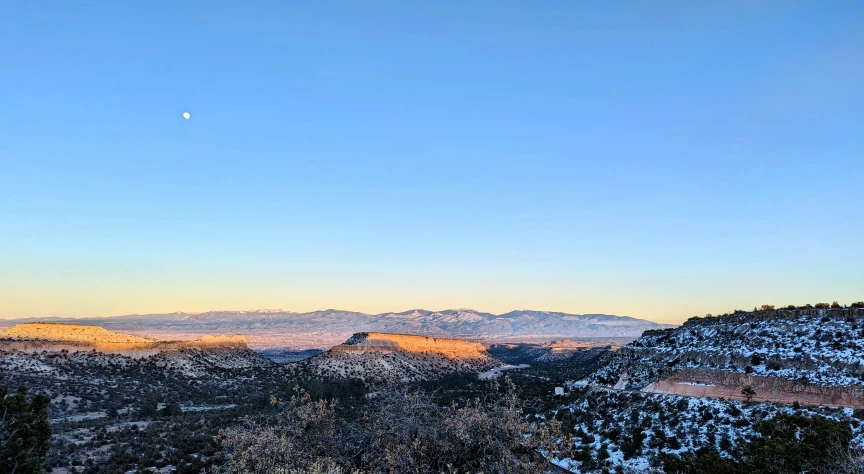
[589,306,864,407]
[553,383,864,473]
[0,308,674,350]
[293,332,500,382]
[0,323,270,373]
[533,303,864,472]
[6,303,864,473]
[1,323,155,344]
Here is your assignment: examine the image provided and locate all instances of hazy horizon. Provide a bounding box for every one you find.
[2,306,662,320]
[3,300,863,326]
[2,2,862,325]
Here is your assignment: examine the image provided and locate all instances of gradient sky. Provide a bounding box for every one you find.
[1,2,862,324]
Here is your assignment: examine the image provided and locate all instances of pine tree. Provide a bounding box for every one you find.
[741,385,756,403]
[0,381,52,474]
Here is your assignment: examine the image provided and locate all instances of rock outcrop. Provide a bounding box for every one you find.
[0,323,155,344]
[330,332,488,358]
[298,332,499,382]
[642,368,864,408]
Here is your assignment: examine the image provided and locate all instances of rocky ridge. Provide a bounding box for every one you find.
[296,332,500,382]
[0,323,256,361]
[332,332,488,358]
[0,323,155,344]
[588,306,864,407]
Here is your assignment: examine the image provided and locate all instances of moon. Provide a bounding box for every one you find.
[183,112,191,120]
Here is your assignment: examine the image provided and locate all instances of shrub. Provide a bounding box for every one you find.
[831,301,842,309]
[760,305,775,311]
[662,447,740,474]
[852,302,864,309]
[749,414,852,473]
[215,381,566,474]
[815,303,830,309]
[663,414,855,474]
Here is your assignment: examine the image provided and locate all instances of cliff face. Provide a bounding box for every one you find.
[642,368,864,408]
[587,307,864,408]
[331,332,488,359]
[0,323,155,344]
[0,323,249,358]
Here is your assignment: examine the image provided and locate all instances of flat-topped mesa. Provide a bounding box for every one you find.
[304,332,499,382]
[0,323,249,357]
[0,322,155,344]
[332,332,488,359]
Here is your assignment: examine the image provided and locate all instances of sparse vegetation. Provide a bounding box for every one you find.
[215,380,565,474]
[0,380,52,474]
[2,304,864,473]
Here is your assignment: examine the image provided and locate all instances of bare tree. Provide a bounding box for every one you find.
[214,379,567,474]
[821,436,864,474]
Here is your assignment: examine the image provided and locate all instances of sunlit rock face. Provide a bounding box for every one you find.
[302,332,500,382]
[331,332,489,359]
[0,323,155,344]
[0,323,248,358]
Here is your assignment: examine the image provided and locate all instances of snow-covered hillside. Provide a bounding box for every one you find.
[591,307,864,390]
[553,385,864,473]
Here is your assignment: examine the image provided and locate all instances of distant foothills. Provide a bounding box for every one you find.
[0,308,675,350]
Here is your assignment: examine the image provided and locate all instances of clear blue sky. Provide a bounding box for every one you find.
[1,1,862,323]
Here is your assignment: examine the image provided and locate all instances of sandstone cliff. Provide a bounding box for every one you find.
[588,306,864,408]
[0,323,249,358]
[642,368,864,408]
[299,332,499,382]
[0,323,155,344]
[330,332,488,358]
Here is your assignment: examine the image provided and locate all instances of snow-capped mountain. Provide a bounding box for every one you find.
[1,308,673,350]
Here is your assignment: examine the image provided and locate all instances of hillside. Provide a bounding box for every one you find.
[1,308,674,350]
[589,306,864,407]
[554,383,864,473]
[1,322,155,344]
[545,304,864,472]
[487,339,624,364]
[294,332,500,382]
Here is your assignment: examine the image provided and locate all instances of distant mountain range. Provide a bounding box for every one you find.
[0,309,675,350]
